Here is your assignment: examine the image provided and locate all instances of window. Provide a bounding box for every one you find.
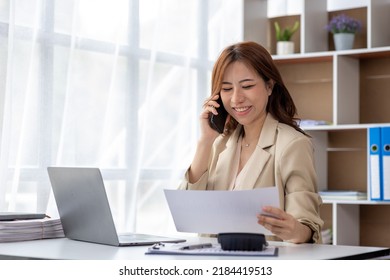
[0,0,242,234]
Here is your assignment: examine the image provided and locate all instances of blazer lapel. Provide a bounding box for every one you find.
[212,128,241,190]
[237,148,271,190]
[236,114,278,190]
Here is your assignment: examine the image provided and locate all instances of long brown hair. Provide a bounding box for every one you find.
[210,41,306,135]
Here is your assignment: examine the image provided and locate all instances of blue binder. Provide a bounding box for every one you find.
[368,127,382,200]
[381,127,390,201]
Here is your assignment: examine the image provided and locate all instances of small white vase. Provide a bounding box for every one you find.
[333,33,355,51]
[276,41,294,55]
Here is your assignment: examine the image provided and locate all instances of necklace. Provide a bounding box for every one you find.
[242,138,250,148]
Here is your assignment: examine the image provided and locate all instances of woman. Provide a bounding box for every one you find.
[179,41,323,243]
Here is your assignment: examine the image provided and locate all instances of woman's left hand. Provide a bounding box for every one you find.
[256,206,312,243]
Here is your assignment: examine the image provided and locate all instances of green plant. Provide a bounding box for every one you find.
[274,21,299,41]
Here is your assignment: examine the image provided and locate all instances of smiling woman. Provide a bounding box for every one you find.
[220,61,271,133]
[179,41,324,244]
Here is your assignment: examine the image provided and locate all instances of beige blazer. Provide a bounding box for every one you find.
[179,113,324,243]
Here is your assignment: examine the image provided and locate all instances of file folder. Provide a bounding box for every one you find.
[381,127,390,201]
[368,127,382,200]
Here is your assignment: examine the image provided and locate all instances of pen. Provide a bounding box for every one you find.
[180,243,213,250]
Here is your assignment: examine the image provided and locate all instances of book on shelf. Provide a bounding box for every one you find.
[319,190,367,201]
[299,119,331,127]
[0,214,64,243]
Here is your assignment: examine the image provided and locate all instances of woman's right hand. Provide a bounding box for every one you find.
[200,94,223,141]
[187,94,224,183]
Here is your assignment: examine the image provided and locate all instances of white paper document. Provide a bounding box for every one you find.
[146,242,278,257]
[164,187,279,235]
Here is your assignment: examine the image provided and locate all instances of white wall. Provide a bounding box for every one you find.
[268,0,369,17]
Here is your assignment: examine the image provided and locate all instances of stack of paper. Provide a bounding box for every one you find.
[0,218,64,242]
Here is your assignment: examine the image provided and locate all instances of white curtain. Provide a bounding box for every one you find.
[0,0,242,235]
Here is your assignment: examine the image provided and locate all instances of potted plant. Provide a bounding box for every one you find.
[274,21,299,55]
[325,14,362,51]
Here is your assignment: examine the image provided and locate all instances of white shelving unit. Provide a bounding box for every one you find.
[243,0,390,246]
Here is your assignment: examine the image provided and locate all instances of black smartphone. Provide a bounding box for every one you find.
[208,96,228,134]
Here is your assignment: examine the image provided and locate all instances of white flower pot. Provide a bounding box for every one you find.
[333,33,355,51]
[276,41,294,55]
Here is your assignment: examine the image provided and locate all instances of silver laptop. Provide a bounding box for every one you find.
[47,167,185,246]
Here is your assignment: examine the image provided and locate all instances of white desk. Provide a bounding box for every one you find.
[0,237,388,260]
